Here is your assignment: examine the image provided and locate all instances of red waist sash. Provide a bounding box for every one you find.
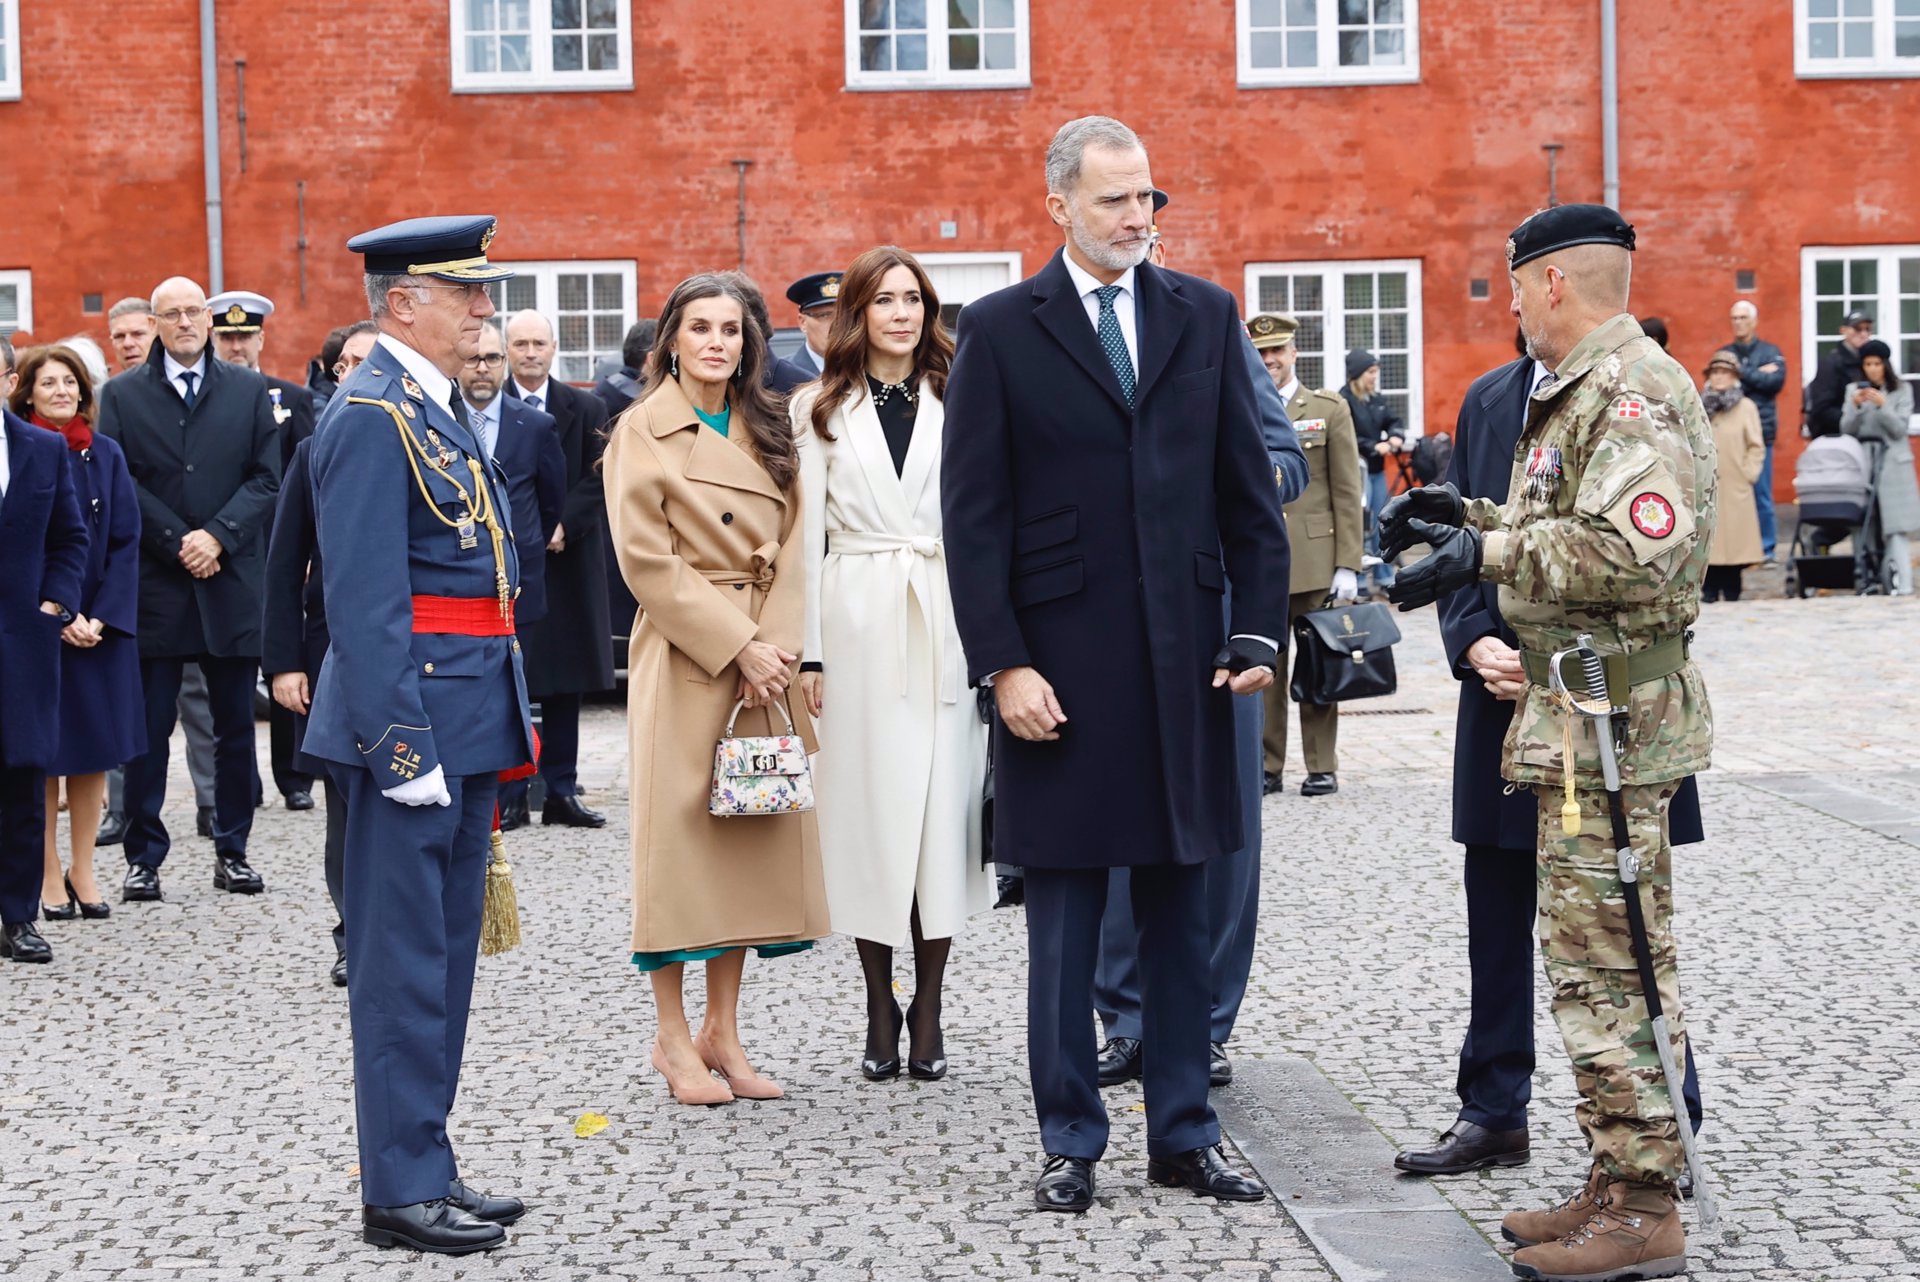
[411,595,513,636]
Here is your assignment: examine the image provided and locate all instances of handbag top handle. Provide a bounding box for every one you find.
[723,697,796,740]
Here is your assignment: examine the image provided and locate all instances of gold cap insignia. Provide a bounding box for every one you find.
[1251,316,1277,336]
[1505,237,1518,266]
[479,221,497,254]
[225,304,248,325]
[821,277,841,299]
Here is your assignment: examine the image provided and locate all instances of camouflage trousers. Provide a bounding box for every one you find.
[1533,782,1687,1185]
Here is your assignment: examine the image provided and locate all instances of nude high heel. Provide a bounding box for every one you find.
[651,1040,734,1107]
[694,1033,785,1101]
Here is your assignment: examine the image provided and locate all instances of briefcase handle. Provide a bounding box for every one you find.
[723,697,797,739]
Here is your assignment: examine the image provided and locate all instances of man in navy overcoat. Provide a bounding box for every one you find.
[943,117,1290,1213]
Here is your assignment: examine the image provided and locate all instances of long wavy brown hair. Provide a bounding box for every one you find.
[808,246,953,442]
[643,273,797,490]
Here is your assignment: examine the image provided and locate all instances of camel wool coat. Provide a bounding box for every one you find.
[793,381,990,946]
[604,378,829,955]
[1708,395,1766,567]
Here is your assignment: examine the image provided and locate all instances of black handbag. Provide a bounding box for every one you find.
[1290,600,1403,704]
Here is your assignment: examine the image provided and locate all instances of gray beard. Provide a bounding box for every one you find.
[1069,209,1151,273]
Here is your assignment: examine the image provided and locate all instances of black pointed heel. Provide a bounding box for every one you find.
[861,1000,903,1081]
[68,875,111,920]
[905,999,948,1081]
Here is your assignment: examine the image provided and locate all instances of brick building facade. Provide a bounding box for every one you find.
[4,0,1918,490]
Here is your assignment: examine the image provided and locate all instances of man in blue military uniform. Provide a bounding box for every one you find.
[303,215,535,1255]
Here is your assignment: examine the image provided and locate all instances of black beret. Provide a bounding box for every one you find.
[1506,204,1635,270]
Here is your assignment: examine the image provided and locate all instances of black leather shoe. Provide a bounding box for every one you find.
[541,794,606,828]
[993,873,1025,908]
[862,1000,902,1081]
[331,952,349,987]
[1033,1155,1096,1212]
[1301,772,1338,796]
[122,864,162,902]
[1209,1042,1233,1087]
[361,1199,505,1254]
[69,876,110,919]
[447,1178,526,1226]
[1147,1145,1267,1202]
[285,790,315,811]
[1096,1036,1143,1087]
[1262,771,1285,796]
[1,921,53,963]
[41,896,79,922]
[96,811,126,846]
[213,853,265,894]
[498,797,531,831]
[195,806,214,838]
[1393,1120,1530,1175]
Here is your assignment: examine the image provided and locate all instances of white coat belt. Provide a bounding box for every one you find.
[825,529,961,704]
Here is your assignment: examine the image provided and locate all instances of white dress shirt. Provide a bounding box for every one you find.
[375,335,457,422]
[1276,376,1301,405]
[1060,252,1140,377]
[163,349,210,404]
[0,411,11,498]
[512,377,552,414]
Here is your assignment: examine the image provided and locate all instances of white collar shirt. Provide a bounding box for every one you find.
[512,377,552,413]
[375,334,458,425]
[1528,359,1556,430]
[163,349,210,404]
[1061,253,1140,377]
[1277,376,1301,405]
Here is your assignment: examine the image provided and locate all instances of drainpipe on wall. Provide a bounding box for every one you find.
[1600,0,1620,211]
[201,0,225,293]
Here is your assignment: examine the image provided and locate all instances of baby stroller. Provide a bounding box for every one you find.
[1785,434,1891,596]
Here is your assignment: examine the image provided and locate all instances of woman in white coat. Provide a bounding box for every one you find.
[792,246,990,1082]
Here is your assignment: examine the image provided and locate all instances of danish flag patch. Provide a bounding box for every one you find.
[1628,492,1676,539]
[1614,399,1645,419]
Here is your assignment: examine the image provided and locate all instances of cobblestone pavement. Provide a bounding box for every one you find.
[4,595,1917,1280]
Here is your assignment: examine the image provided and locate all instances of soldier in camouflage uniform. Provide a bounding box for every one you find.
[1380,205,1715,1282]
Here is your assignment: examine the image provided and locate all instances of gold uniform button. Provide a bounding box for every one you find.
[423,662,436,674]
[511,640,521,653]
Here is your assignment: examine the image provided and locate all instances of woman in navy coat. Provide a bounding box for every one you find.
[9,346,143,919]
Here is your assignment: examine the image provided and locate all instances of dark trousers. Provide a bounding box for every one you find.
[1096,690,1263,1045]
[536,692,581,796]
[1457,843,1704,1134]
[0,765,48,926]
[125,656,258,867]
[269,701,313,799]
[1027,861,1217,1161]
[335,765,496,1207]
[323,773,347,956]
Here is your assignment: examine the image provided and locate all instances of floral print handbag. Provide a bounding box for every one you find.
[709,698,815,817]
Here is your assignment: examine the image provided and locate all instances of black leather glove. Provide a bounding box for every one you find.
[1378,482,1466,561]
[1384,521,1482,611]
[1212,636,1279,676]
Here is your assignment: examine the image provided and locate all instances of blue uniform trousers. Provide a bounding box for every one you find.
[1095,689,1263,1045]
[1027,861,1218,1161]
[1458,843,1704,1134]
[0,765,48,926]
[125,656,258,867]
[335,765,496,1208]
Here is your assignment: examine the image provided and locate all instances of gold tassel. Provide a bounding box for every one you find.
[481,829,521,956]
[1558,693,1583,837]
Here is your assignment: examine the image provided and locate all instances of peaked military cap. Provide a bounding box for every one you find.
[1506,203,1636,270]
[1152,188,1169,214]
[208,290,276,332]
[347,215,515,282]
[1246,314,1298,351]
[786,272,843,313]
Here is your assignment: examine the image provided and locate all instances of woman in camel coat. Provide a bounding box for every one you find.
[604,273,829,1106]
[1701,349,1765,602]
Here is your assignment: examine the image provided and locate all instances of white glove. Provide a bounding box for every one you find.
[1331,568,1359,602]
[382,765,452,807]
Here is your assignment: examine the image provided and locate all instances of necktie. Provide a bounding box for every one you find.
[525,394,542,412]
[179,371,199,410]
[1095,285,1135,410]
[449,392,472,433]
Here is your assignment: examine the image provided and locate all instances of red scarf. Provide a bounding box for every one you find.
[29,411,92,452]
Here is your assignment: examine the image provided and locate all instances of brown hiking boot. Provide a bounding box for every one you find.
[1509,1178,1686,1281]
[1501,1165,1609,1248]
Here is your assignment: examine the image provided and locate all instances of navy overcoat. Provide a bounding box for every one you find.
[0,410,88,768]
[261,438,330,776]
[492,394,565,625]
[942,251,1291,869]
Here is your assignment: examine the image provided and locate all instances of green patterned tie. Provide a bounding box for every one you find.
[1095,285,1136,410]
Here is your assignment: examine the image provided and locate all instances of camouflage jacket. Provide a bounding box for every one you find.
[1464,313,1717,787]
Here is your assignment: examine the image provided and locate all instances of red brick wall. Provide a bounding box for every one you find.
[7,1,1918,496]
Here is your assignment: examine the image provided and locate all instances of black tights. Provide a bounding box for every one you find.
[856,902,952,1060]
[1702,564,1744,602]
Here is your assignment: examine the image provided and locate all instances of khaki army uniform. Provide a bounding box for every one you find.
[1464,312,1716,1187]
[1262,385,1365,775]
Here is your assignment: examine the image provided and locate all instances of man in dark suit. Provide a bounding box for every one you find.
[590,318,655,422]
[459,325,565,625]
[943,116,1290,1214]
[499,309,613,829]
[98,276,282,903]
[0,388,90,964]
[1394,337,1706,1176]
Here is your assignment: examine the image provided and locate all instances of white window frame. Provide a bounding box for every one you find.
[449,0,634,94]
[1237,0,1420,88]
[0,269,31,337]
[917,251,1024,332]
[843,0,1031,91]
[1244,257,1425,436]
[0,0,20,102]
[1794,0,1920,78]
[1799,244,1920,433]
[487,259,637,384]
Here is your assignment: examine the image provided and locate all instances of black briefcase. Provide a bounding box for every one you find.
[1290,601,1403,704]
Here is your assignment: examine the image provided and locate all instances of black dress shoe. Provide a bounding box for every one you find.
[122,864,162,902]
[361,1199,505,1254]
[993,873,1025,908]
[541,794,606,827]
[447,1178,527,1226]
[1393,1120,1530,1175]
[1262,771,1285,796]
[1033,1154,1096,1212]
[331,952,349,987]
[195,805,214,838]
[1096,1036,1143,1087]
[1301,772,1338,796]
[862,1000,902,1081]
[285,789,315,811]
[213,853,265,894]
[1209,1042,1233,1087]
[41,897,79,922]
[1147,1144,1267,1201]
[1,921,53,963]
[96,811,127,846]
[498,797,531,831]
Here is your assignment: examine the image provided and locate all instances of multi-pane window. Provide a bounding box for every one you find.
[0,0,18,101]
[450,0,632,92]
[1239,0,1419,87]
[0,270,31,337]
[917,252,1022,334]
[846,0,1031,89]
[1796,0,1920,76]
[1801,246,1920,430]
[1245,259,1424,434]
[486,261,637,383]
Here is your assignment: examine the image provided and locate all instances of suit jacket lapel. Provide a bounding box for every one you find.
[897,379,941,517]
[1033,253,1129,414]
[1132,264,1190,406]
[651,378,780,503]
[844,386,916,532]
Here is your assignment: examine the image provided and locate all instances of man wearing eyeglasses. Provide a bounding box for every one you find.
[96,276,283,905]
[459,324,564,636]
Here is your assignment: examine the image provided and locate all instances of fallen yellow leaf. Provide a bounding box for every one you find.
[1129,1102,1146,1113]
[574,1112,610,1138]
